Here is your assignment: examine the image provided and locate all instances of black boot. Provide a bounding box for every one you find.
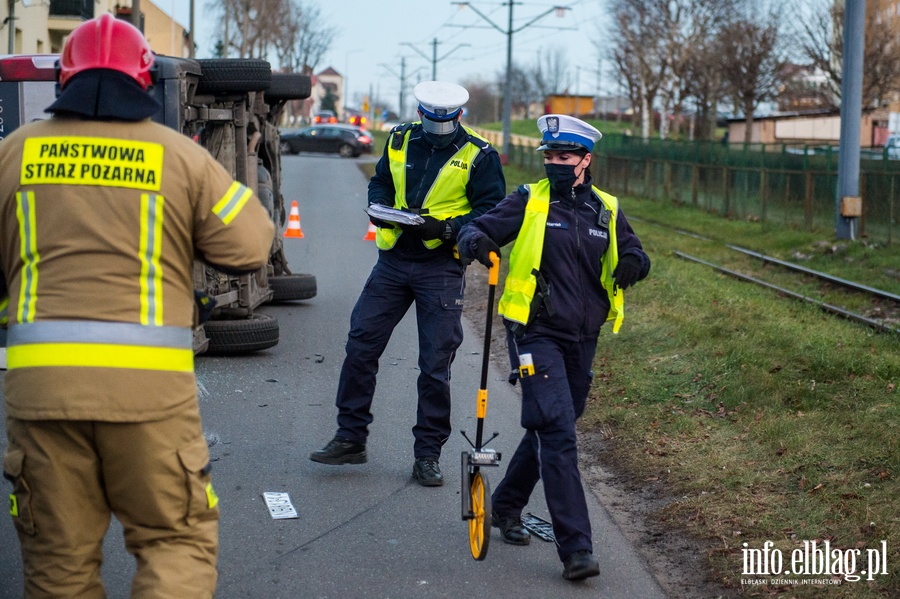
[562,550,600,581]
[491,510,531,545]
[411,458,443,486]
[309,436,367,465]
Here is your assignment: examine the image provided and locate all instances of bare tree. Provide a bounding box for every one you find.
[205,0,334,70]
[609,42,642,130]
[792,0,900,110]
[504,62,536,119]
[204,0,288,59]
[655,0,737,139]
[460,77,500,125]
[717,5,785,143]
[682,37,729,140]
[607,0,668,139]
[530,45,569,108]
[272,1,336,74]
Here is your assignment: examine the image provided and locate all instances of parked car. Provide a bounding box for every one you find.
[313,110,337,124]
[280,124,373,157]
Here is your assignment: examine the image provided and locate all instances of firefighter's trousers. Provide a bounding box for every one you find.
[3,405,219,599]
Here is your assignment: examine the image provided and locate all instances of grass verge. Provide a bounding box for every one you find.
[584,200,898,597]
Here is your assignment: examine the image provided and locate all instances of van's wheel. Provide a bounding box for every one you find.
[203,313,279,355]
[338,144,355,158]
[269,274,317,302]
[196,58,271,94]
[266,73,312,101]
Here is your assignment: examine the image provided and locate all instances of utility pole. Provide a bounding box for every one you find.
[836,0,865,240]
[451,2,571,163]
[132,0,142,30]
[399,57,407,119]
[7,0,15,54]
[402,38,470,81]
[189,0,195,58]
[574,66,580,117]
[380,57,426,121]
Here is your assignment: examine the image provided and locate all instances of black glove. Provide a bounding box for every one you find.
[402,215,446,240]
[370,217,394,229]
[613,254,642,290]
[194,290,217,324]
[474,236,500,268]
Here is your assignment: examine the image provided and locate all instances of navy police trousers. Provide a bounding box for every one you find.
[492,330,597,562]
[334,249,465,458]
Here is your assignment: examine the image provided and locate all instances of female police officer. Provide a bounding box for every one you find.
[457,114,650,581]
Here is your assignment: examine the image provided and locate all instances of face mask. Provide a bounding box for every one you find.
[424,130,456,149]
[544,163,580,193]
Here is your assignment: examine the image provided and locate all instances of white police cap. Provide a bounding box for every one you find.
[536,114,602,152]
[414,81,468,134]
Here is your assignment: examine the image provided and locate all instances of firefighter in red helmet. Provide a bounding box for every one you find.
[0,13,274,598]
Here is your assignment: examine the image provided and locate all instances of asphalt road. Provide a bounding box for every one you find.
[0,152,668,599]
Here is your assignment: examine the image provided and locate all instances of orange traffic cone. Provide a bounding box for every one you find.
[363,221,377,241]
[284,201,304,238]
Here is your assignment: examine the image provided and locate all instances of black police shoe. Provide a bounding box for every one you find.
[491,510,531,545]
[309,436,367,465]
[411,457,443,487]
[562,550,600,581]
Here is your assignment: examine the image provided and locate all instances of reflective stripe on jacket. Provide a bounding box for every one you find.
[498,179,625,333]
[6,321,193,372]
[376,125,487,250]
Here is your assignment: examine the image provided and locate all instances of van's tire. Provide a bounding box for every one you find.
[266,73,312,101]
[196,59,271,94]
[269,273,317,302]
[204,313,279,354]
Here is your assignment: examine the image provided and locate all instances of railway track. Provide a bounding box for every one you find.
[629,216,900,334]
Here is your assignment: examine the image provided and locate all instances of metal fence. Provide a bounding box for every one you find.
[501,132,897,245]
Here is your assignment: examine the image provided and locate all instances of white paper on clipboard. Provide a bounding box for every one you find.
[365,204,425,226]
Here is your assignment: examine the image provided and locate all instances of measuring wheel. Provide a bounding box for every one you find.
[461,448,501,561]
[460,250,503,561]
[468,469,491,560]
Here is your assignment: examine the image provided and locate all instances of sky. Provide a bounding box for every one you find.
[163,0,610,117]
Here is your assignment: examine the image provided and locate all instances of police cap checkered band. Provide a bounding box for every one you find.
[536,114,602,152]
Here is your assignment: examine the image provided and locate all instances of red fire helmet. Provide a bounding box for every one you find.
[58,13,155,90]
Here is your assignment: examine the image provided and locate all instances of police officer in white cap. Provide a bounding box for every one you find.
[310,82,505,487]
[457,114,650,580]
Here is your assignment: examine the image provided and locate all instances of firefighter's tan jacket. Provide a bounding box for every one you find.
[0,116,275,422]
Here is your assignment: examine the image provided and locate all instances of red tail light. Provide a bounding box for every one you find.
[358,135,372,144]
[0,55,58,81]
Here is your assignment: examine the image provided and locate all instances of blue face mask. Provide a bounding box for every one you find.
[544,163,579,193]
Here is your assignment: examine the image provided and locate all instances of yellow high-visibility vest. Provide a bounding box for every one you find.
[498,179,625,333]
[376,125,488,250]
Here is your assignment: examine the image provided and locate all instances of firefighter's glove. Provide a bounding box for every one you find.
[613,254,642,290]
[194,290,217,324]
[401,215,445,240]
[474,236,500,268]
